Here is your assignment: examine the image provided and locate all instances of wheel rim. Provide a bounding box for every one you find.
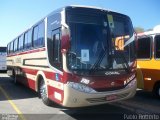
[40,81,47,100]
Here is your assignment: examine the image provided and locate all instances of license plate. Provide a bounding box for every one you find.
[106,95,117,101]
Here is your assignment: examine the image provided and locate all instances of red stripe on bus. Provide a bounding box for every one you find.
[22,67,63,82]
[7,47,45,57]
[23,68,38,75]
[27,78,36,90]
[44,71,63,81]
[48,85,64,104]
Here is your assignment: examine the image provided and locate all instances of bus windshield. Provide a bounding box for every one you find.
[66,11,135,75]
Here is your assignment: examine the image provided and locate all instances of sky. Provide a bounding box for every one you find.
[0,0,160,46]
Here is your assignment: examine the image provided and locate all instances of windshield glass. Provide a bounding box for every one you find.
[66,11,135,75]
[108,14,135,69]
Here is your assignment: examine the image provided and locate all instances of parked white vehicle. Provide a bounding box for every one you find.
[0,47,7,71]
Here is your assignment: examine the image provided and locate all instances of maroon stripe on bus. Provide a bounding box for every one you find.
[22,67,63,82]
[27,78,36,91]
[44,71,63,81]
[48,85,64,104]
[7,47,45,57]
[23,68,38,75]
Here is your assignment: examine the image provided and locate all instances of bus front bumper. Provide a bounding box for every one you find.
[62,79,137,107]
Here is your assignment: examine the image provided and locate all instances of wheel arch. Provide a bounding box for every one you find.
[35,71,48,97]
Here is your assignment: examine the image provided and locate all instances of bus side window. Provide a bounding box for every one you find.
[14,38,18,52]
[137,37,151,59]
[24,32,28,49]
[10,42,14,53]
[33,22,45,48]
[18,34,24,51]
[155,35,160,59]
[33,26,39,48]
[52,32,62,70]
[7,43,10,54]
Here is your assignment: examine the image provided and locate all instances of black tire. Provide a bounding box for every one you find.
[39,77,52,106]
[153,83,160,98]
[12,70,17,84]
[14,74,17,84]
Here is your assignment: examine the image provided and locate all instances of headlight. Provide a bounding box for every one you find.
[125,78,136,88]
[67,82,96,93]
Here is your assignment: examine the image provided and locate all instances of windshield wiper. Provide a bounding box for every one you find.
[114,46,130,73]
[90,46,130,73]
[90,48,108,70]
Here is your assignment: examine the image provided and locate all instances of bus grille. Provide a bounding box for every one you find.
[86,93,129,103]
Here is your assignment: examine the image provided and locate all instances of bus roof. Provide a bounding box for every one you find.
[43,5,129,22]
[9,5,129,44]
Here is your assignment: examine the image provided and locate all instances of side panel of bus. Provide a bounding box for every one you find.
[137,34,160,93]
[0,48,7,71]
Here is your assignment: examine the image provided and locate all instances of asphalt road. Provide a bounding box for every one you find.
[0,72,160,120]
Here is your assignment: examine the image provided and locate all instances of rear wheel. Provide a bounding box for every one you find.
[39,77,52,106]
[153,83,160,98]
[12,70,17,84]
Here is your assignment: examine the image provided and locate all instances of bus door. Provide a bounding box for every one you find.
[51,29,62,74]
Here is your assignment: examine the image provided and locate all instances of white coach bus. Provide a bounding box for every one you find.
[7,5,137,107]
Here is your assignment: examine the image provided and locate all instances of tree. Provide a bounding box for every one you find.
[146,29,152,31]
[134,27,145,33]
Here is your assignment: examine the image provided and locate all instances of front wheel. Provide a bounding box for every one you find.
[39,78,52,106]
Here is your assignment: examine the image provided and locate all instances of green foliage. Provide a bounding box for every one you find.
[134,27,145,33]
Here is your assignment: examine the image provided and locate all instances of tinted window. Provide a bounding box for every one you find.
[38,22,45,46]
[67,14,103,25]
[155,35,160,59]
[137,37,151,59]
[53,33,61,63]
[10,42,14,53]
[33,22,44,48]
[33,26,38,47]
[28,29,32,48]
[7,44,10,54]
[24,29,32,49]
[0,47,6,52]
[24,32,28,49]
[18,35,24,51]
[14,39,18,52]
